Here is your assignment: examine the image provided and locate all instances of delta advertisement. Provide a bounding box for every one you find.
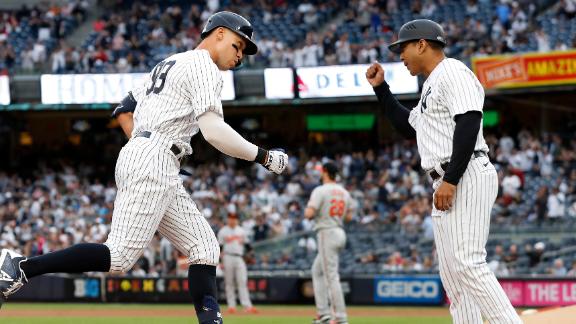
[296,63,418,98]
[0,75,10,105]
[472,50,576,89]
[41,71,235,104]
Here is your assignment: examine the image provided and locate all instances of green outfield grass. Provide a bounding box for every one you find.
[0,303,452,324]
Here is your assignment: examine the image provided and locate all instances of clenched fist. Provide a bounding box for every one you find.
[365,62,385,87]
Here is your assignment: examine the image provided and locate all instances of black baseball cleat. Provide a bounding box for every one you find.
[0,249,28,304]
[197,296,223,324]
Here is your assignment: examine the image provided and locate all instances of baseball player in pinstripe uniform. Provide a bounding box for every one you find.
[366,20,521,323]
[305,162,353,324]
[217,213,256,314]
[0,12,288,323]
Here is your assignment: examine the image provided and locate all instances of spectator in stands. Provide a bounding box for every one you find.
[549,258,567,276]
[276,251,292,266]
[534,186,548,226]
[335,33,351,65]
[252,215,270,242]
[553,40,569,51]
[547,187,566,222]
[382,251,405,272]
[488,258,510,277]
[526,242,545,268]
[421,215,434,240]
[256,253,269,270]
[493,244,505,262]
[535,29,550,53]
[297,234,317,253]
[558,0,576,20]
[386,0,398,14]
[421,0,437,17]
[51,45,66,73]
[501,168,521,205]
[130,262,147,277]
[539,147,554,177]
[359,252,378,264]
[503,244,519,264]
[567,261,576,276]
[407,247,423,272]
[269,212,288,238]
[302,33,322,67]
[509,2,528,35]
[496,1,511,28]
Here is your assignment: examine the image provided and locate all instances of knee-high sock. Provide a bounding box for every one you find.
[188,264,222,324]
[20,243,111,279]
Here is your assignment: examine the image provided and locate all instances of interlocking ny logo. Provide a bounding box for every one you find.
[421,87,432,113]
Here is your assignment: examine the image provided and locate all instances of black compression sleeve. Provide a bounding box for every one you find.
[373,83,416,139]
[443,111,482,185]
[111,91,137,118]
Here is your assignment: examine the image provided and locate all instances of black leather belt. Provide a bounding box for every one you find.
[134,131,191,176]
[429,151,487,181]
[225,253,243,257]
[134,131,181,157]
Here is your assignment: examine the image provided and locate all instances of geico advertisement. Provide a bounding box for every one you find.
[41,71,235,104]
[296,63,418,98]
[374,276,443,304]
[0,76,10,105]
[264,68,294,99]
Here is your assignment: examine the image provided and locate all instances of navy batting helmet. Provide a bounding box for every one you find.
[388,19,446,54]
[201,11,258,55]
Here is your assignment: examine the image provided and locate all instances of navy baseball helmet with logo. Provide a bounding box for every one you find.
[388,19,446,54]
[201,11,258,55]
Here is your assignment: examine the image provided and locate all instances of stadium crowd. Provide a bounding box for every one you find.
[1,0,576,74]
[0,129,574,276]
[0,0,88,75]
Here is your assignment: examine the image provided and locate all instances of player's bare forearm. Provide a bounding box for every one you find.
[116,112,134,138]
[304,207,315,219]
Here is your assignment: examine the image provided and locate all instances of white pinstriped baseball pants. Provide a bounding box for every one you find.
[432,156,522,324]
[104,132,220,273]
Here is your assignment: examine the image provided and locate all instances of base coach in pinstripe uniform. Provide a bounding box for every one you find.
[0,12,288,324]
[366,20,521,323]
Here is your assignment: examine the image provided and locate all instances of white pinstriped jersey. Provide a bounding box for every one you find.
[218,225,246,255]
[307,183,352,231]
[408,58,489,171]
[131,50,224,154]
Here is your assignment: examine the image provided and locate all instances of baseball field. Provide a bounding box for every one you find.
[0,303,452,323]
